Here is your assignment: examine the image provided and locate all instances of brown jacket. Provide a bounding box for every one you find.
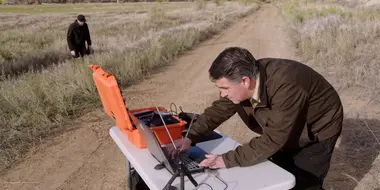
[187,58,343,168]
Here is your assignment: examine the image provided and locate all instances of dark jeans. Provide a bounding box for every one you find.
[270,134,340,190]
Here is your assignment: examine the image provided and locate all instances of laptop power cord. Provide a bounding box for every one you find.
[198,169,228,190]
[197,182,213,190]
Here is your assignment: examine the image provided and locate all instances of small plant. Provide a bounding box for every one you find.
[0,48,15,61]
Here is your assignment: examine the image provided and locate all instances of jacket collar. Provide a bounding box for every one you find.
[74,20,84,27]
[250,73,260,103]
[255,62,268,108]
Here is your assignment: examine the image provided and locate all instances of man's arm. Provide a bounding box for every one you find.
[85,24,92,46]
[222,82,308,168]
[67,24,75,51]
[186,97,236,144]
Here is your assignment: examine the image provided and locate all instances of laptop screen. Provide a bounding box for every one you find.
[136,123,175,173]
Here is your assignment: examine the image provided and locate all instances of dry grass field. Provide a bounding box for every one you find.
[278,0,380,189]
[280,0,380,91]
[0,1,259,171]
[1,0,380,189]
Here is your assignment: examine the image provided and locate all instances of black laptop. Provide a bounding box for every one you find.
[136,122,207,174]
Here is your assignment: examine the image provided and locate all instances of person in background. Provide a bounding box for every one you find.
[67,14,92,58]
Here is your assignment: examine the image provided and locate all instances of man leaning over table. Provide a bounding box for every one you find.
[168,47,343,190]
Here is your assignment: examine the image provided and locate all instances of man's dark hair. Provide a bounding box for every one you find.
[209,47,259,83]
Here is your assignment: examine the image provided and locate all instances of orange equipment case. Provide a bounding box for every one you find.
[88,64,186,148]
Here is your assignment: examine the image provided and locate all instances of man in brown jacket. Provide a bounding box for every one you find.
[172,47,343,189]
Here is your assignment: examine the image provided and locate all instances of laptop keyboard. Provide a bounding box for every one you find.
[179,154,203,172]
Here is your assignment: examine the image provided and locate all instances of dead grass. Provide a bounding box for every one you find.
[0,6,189,76]
[278,0,380,189]
[279,0,380,92]
[0,2,193,14]
[0,1,259,172]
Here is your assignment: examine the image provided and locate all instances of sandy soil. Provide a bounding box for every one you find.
[1,4,379,190]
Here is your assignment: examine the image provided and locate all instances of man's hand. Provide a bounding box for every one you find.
[166,138,192,159]
[70,50,75,56]
[199,154,226,169]
[88,45,92,50]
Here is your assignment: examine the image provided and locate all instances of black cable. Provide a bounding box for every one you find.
[198,183,213,190]
[215,175,228,190]
[196,172,228,190]
[206,169,228,190]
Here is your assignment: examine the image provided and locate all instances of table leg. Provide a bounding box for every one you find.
[126,158,150,190]
[126,159,133,190]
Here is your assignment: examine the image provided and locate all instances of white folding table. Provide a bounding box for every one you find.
[110,127,295,190]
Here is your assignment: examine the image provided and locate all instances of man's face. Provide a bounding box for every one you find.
[77,20,85,26]
[215,76,254,104]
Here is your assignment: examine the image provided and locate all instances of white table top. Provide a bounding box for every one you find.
[110,127,295,190]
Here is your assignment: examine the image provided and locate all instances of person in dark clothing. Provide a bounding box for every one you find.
[167,47,343,189]
[67,14,92,58]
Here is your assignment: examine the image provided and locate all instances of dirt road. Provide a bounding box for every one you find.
[2,3,378,190]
